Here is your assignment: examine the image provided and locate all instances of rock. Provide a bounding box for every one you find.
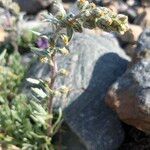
[126,0,141,6]
[23,32,130,149]
[14,0,52,14]
[136,28,150,53]
[98,0,113,6]
[105,55,150,133]
[124,44,136,58]
[105,29,150,133]
[64,33,129,150]
[141,0,150,7]
[134,8,150,27]
[141,8,150,27]
[56,124,86,150]
[117,24,143,44]
[107,1,119,13]
[120,7,137,23]
[119,125,150,150]
[130,28,150,65]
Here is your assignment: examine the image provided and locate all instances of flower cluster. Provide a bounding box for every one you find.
[49,0,128,34]
[76,0,128,34]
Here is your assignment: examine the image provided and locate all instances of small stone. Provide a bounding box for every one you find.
[117,24,143,44]
[135,8,150,27]
[136,28,150,53]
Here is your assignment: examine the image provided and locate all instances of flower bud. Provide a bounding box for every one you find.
[59,86,70,95]
[72,21,83,33]
[54,90,61,96]
[60,34,69,46]
[9,2,20,14]
[40,57,48,63]
[92,8,104,18]
[8,72,18,79]
[83,19,96,29]
[117,14,128,23]
[89,2,96,8]
[52,1,66,19]
[0,66,4,73]
[118,24,129,35]
[96,16,112,29]
[59,47,70,56]
[77,0,89,10]
[59,69,69,76]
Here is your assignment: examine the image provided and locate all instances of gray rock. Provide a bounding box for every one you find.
[23,33,130,149]
[59,124,86,150]
[131,28,150,64]
[136,28,150,52]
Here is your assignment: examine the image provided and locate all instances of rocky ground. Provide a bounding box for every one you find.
[1,0,150,149]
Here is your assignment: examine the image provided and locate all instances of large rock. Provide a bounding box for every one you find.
[105,57,150,133]
[106,29,150,133]
[23,32,130,149]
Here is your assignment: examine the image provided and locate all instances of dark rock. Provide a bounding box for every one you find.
[55,124,86,150]
[23,32,130,149]
[119,124,150,150]
[132,28,150,64]
[91,0,113,6]
[14,0,52,14]
[125,0,142,7]
[136,28,150,53]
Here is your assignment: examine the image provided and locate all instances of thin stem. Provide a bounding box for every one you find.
[47,53,57,136]
[47,11,83,137]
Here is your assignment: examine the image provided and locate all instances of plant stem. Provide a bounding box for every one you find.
[47,53,57,136]
[47,12,83,137]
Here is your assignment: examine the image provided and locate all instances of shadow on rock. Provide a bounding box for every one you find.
[65,53,128,150]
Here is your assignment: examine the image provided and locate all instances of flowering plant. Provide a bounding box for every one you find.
[0,0,128,149]
[28,0,128,148]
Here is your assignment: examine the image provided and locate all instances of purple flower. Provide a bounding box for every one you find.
[36,37,49,49]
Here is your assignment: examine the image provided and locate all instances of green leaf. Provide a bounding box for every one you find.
[67,27,74,42]
[30,101,47,115]
[26,78,40,84]
[72,22,83,33]
[31,30,41,36]
[31,47,49,57]
[31,87,47,99]
[0,96,5,104]
[0,49,7,61]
